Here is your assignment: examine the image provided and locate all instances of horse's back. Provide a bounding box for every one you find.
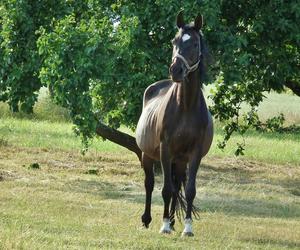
[136,80,173,160]
[143,80,173,108]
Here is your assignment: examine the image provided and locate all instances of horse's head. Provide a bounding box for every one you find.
[169,11,203,83]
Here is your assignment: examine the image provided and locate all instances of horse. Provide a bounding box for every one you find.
[135,11,213,237]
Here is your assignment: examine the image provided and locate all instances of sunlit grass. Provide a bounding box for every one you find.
[0,88,299,165]
[0,144,299,249]
[203,87,300,124]
[0,90,300,249]
[0,90,70,123]
[257,91,300,124]
[211,127,300,165]
[0,117,124,152]
[0,116,299,166]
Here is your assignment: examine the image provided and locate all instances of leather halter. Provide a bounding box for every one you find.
[172,33,202,75]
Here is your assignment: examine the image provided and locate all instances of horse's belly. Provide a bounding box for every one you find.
[201,111,214,157]
[135,101,160,159]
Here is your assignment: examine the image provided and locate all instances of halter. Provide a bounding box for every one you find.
[172,33,202,75]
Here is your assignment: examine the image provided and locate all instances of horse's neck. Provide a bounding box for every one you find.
[177,69,202,111]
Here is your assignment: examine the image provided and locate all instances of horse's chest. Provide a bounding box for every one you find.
[168,120,199,152]
[177,123,196,139]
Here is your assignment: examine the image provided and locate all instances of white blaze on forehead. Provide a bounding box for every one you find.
[182,34,191,42]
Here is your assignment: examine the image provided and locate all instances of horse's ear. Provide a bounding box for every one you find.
[176,10,185,28]
[194,15,203,31]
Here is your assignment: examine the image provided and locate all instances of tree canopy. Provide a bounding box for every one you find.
[1,0,299,156]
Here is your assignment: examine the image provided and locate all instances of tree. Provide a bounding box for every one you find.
[1,0,299,157]
[205,0,300,153]
[0,0,101,112]
[0,0,42,112]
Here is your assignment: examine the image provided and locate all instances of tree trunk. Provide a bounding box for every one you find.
[284,80,300,97]
[96,122,142,161]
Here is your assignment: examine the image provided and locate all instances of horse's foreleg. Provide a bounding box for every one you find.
[182,155,201,237]
[170,163,186,231]
[169,166,179,231]
[159,142,173,234]
[141,153,155,228]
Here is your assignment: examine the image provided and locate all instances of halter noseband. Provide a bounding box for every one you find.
[172,33,202,75]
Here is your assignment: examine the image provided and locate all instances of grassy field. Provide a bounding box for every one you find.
[0,92,300,249]
[204,87,300,125]
[0,117,299,165]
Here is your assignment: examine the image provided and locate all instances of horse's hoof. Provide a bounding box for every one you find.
[182,218,193,237]
[159,218,171,234]
[142,223,149,229]
[181,231,194,237]
[141,214,152,228]
[160,229,172,234]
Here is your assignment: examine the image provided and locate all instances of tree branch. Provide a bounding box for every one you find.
[284,80,300,97]
[96,122,142,161]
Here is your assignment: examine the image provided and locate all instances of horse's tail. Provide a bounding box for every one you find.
[170,164,200,227]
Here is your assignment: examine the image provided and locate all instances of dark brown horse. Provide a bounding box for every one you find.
[136,11,213,236]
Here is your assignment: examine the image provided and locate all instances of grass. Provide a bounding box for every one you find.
[0,91,70,123]
[212,127,300,165]
[0,90,300,249]
[203,87,300,124]
[256,91,300,124]
[0,116,299,165]
[0,145,299,249]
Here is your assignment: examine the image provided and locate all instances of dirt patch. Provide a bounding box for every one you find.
[1,144,299,189]
[0,170,18,180]
[0,137,9,147]
[47,159,77,169]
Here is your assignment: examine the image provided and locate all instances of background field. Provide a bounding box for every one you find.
[0,92,299,249]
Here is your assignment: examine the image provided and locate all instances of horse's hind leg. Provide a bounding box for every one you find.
[141,153,155,228]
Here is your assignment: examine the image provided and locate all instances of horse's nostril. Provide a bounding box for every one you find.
[170,64,182,75]
[175,66,183,76]
[178,67,183,74]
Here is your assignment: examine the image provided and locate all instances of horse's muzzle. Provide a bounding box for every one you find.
[169,59,184,82]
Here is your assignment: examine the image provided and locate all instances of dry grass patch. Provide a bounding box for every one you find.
[0,145,299,249]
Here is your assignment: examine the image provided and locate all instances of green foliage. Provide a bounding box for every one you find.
[28,162,40,169]
[38,11,113,151]
[0,0,70,112]
[208,0,300,154]
[0,0,105,113]
[0,0,40,112]
[1,0,299,154]
[264,114,285,132]
[254,113,300,134]
[85,169,99,175]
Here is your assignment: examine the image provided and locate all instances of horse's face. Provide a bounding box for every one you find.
[169,12,203,83]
